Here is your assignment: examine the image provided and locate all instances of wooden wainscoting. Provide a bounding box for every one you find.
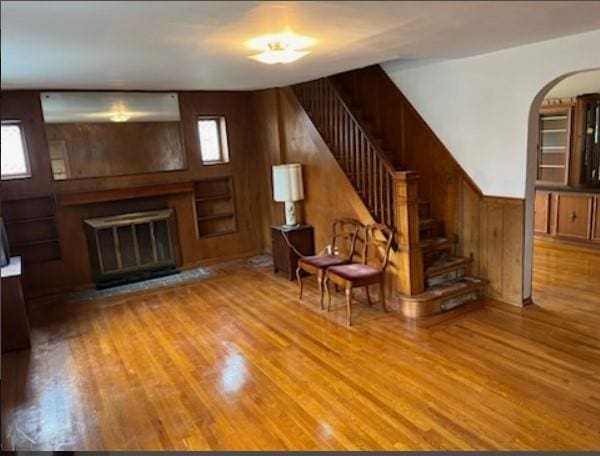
[458,180,525,306]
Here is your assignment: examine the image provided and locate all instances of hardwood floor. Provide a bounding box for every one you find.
[2,251,599,450]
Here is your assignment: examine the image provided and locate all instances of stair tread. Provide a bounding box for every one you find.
[420,235,457,251]
[425,255,472,277]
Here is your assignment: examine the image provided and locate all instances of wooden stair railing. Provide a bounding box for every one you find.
[292,78,425,296]
[293,78,397,229]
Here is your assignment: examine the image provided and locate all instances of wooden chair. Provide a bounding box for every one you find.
[296,217,362,310]
[324,223,394,326]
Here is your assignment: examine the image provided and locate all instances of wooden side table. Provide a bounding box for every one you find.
[271,225,315,281]
[1,256,31,353]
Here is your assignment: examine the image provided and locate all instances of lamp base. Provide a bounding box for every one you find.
[284,201,297,226]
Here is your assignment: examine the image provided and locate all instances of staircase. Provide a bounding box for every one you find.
[293,76,487,317]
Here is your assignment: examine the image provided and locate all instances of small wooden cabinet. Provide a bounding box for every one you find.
[534,189,598,244]
[554,193,593,240]
[593,195,600,242]
[271,224,314,281]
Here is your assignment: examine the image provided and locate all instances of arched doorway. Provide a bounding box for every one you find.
[523,68,599,305]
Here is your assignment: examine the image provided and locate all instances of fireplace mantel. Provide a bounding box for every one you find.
[57,182,195,207]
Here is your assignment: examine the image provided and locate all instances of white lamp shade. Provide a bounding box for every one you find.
[272,164,304,202]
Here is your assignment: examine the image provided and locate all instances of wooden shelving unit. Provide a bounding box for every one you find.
[2,195,62,264]
[537,106,572,186]
[193,177,238,238]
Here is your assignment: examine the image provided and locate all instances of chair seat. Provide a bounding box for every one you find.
[299,254,349,269]
[327,263,380,280]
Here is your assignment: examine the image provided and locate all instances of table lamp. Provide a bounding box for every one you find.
[272,164,304,226]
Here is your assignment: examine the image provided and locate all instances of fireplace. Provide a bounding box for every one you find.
[84,208,179,288]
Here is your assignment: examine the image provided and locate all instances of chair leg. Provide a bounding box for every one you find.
[296,266,303,299]
[365,285,373,306]
[317,271,324,310]
[325,276,332,311]
[345,286,353,327]
[380,278,388,312]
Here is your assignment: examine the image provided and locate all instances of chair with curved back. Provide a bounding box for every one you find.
[296,217,362,310]
[324,223,394,326]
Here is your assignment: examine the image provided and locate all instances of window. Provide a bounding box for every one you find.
[1,122,31,179]
[197,116,229,164]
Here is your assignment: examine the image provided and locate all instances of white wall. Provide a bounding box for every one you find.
[382,29,600,198]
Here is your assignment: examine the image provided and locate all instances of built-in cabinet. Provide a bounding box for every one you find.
[538,94,600,189]
[534,190,599,244]
[537,106,572,186]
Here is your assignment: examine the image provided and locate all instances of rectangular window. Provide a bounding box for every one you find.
[1,122,31,179]
[197,116,229,164]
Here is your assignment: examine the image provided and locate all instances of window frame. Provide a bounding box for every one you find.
[197,115,230,165]
[1,120,32,180]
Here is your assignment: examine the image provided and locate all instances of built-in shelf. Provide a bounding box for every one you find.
[5,215,56,225]
[193,177,238,238]
[537,106,571,187]
[1,195,63,263]
[197,212,235,222]
[13,237,60,248]
[195,194,230,202]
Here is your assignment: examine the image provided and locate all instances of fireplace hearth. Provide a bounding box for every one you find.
[84,208,179,288]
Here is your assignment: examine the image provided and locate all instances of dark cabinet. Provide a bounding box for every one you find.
[573,94,600,187]
[271,225,314,281]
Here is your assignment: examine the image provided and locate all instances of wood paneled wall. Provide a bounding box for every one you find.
[255,87,406,296]
[1,90,266,297]
[458,181,525,305]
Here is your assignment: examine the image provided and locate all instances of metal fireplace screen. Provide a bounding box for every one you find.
[84,209,178,287]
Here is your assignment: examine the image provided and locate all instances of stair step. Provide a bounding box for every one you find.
[420,235,457,253]
[425,255,472,278]
[398,276,488,317]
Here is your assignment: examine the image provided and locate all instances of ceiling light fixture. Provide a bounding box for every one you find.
[110,103,131,122]
[246,32,316,65]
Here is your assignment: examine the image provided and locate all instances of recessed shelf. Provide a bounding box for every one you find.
[195,194,231,202]
[541,129,567,133]
[197,212,235,221]
[541,146,566,150]
[14,237,60,248]
[5,215,56,225]
[539,165,566,169]
[197,229,237,239]
[542,115,568,121]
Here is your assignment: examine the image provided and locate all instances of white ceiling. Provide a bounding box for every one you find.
[2,1,600,91]
[545,69,600,99]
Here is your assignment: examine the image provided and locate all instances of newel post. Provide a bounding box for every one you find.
[394,171,425,296]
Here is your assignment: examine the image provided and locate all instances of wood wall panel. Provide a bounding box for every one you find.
[458,180,525,306]
[1,90,266,298]
[256,87,401,296]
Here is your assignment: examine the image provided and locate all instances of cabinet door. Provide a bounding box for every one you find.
[553,193,593,240]
[593,195,600,242]
[534,191,551,234]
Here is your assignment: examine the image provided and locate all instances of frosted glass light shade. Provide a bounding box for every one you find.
[272,164,304,202]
